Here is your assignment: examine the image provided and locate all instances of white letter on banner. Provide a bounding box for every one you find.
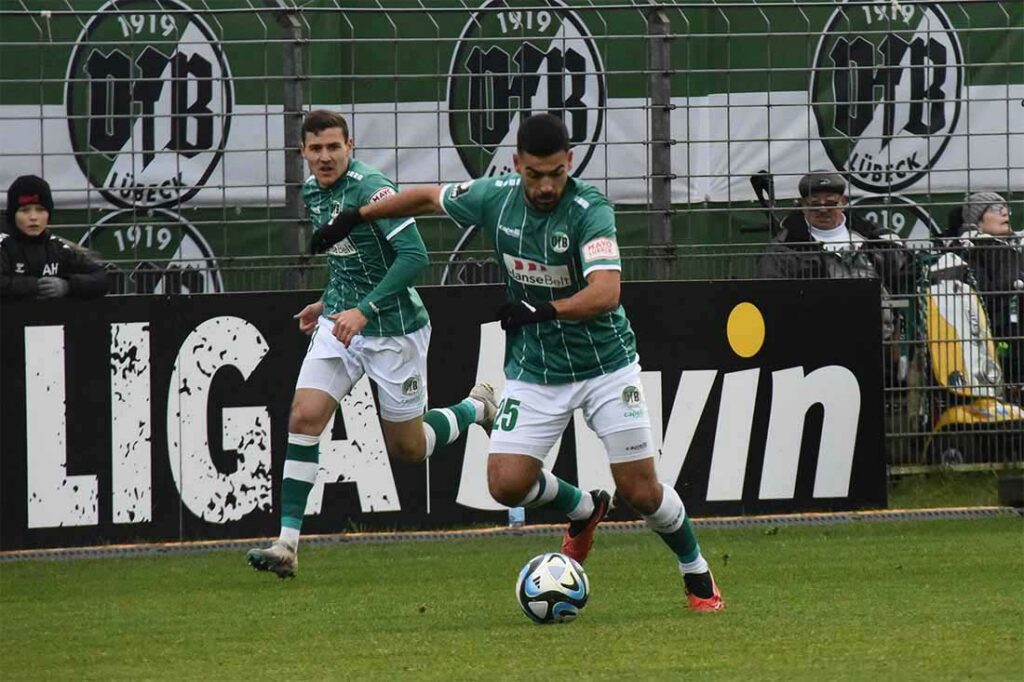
[25,326,98,528]
[759,366,861,499]
[456,322,565,510]
[166,316,272,523]
[656,370,718,485]
[706,369,760,501]
[457,321,512,510]
[305,375,399,514]
[111,322,152,524]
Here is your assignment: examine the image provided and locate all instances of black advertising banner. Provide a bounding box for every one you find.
[0,280,885,550]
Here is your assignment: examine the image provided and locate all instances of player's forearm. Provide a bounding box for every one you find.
[359,185,442,222]
[552,277,620,320]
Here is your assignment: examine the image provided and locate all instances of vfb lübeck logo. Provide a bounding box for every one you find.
[65,0,233,208]
[80,209,224,294]
[448,0,606,178]
[811,1,963,193]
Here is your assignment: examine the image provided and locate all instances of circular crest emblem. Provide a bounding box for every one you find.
[810,1,963,193]
[621,385,641,407]
[402,375,423,397]
[79,209,223,294]
[849,193,942,247]
[447,0,606,179]
[550,231,569,253]
[65,0,233,208]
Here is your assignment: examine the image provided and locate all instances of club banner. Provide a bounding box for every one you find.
[0,0,1020,210]
[1,279,885,551]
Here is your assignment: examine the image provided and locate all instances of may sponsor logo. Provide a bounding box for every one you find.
[810,1,963,192]
[582,237,619,262]
[369,187,396,203]
[65,0,233,208]
[502,254,571,288]
[447,0,606,179]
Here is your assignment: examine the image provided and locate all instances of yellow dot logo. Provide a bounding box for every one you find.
[727,302,765,358]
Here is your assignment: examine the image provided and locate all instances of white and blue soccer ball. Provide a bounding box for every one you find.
[515,552,590,624]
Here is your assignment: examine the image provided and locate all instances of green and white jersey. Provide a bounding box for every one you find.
[304,158,429,337]
[440,174,637,384]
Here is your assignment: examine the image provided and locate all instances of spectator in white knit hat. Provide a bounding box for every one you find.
[961,191,1013,237]
[955,191,1022,389]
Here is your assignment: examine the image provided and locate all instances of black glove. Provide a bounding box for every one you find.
[37,276,70,299]
[496,300,557,330]
[310,208,363,254]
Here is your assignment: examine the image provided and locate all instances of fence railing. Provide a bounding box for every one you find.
[1,0,1021,471]
[88,234,1024,471]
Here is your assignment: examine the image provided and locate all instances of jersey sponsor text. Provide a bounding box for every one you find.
[583,237,619,262]
[503,254,572,288]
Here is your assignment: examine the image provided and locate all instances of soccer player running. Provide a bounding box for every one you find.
[247,110,497,578]
[315,113,724,611]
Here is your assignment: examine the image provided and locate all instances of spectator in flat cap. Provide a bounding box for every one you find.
[2,174,108,300]
[948,191,1022,388]
[757,170,911,344]
[797,170,847,201]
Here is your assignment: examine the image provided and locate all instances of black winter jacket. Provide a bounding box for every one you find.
[958,230,1024,338]
[756,212,911,296]
[1,228,108,299]
[756,212,912,341]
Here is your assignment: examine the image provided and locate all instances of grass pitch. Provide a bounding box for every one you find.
[2,516,1022,680]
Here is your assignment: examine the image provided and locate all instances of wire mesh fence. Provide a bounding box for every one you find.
[1,0,1022,470]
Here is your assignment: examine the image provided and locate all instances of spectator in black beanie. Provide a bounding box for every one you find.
[2,174,108,299]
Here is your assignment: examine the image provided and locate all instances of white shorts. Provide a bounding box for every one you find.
[489,362,654,463]
[295,316,430,422]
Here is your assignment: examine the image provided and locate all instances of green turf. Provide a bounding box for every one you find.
[2,517,1022,680]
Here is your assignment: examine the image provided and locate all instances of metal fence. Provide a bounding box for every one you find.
[1,0,1022,470]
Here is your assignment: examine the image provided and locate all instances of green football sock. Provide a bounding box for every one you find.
[519,469,583,514]
[422,398,477,456]
[280,433,319,533]
[659,515,702,564]
[644,484,703,563]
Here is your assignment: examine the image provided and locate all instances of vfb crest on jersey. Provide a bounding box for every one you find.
[447,0,606,179]
[65,0,233,208]
[810,1,963,193]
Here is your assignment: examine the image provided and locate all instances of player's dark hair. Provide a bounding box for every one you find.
[517,113,570,156]
[302,109,350,144]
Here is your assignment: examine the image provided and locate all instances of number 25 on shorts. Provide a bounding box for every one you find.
[495,398,521,432]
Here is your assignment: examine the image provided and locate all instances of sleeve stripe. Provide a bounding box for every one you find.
[385,217,416,240]
[438,184,453,217]
[582,263,622,277]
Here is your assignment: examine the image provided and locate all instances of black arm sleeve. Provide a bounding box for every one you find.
[0,240,39,298]
[60,243,109,298]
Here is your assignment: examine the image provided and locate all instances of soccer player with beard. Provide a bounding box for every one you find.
[314,113,724,611]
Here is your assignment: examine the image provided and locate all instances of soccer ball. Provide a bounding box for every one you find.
[515,552,590,624]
